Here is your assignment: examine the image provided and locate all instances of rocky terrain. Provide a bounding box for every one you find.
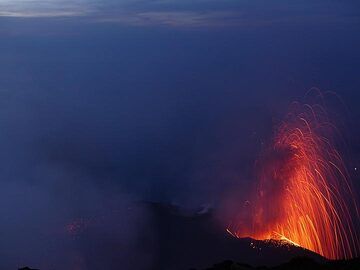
[200,257,360,270]
[18,203,359,270]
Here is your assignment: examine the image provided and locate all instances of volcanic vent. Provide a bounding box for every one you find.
[228,98,360,259]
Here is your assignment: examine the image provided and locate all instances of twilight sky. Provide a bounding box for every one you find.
[0,1,360,269]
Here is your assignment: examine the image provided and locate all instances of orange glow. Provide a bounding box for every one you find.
[229,101,360,259]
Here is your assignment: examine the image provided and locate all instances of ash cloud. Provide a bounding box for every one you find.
[0,78,270,268]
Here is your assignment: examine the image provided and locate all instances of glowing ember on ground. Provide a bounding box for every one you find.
[228,98,360,259]
[66,218,89,236]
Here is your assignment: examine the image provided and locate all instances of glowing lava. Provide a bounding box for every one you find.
[229,101,360,259]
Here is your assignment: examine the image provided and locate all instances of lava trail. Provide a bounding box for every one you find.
[229,101,360,259]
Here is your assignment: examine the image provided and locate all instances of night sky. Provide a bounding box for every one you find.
[1,1,360,269]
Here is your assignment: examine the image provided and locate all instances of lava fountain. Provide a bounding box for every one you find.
[229,100,360,259]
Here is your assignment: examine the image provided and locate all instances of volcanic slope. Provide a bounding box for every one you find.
[146,202,325,270]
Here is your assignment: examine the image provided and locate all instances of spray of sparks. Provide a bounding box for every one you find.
[229,99,360,260]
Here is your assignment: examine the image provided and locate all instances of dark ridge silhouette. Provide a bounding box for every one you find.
[18,267,40,270]
[17,202,336,270]
[200,257,360,270]
[145,202,325,270]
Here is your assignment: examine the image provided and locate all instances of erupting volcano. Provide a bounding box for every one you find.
[229,98,360,260]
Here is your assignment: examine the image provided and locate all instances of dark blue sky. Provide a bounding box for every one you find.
[0,1,360,269]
